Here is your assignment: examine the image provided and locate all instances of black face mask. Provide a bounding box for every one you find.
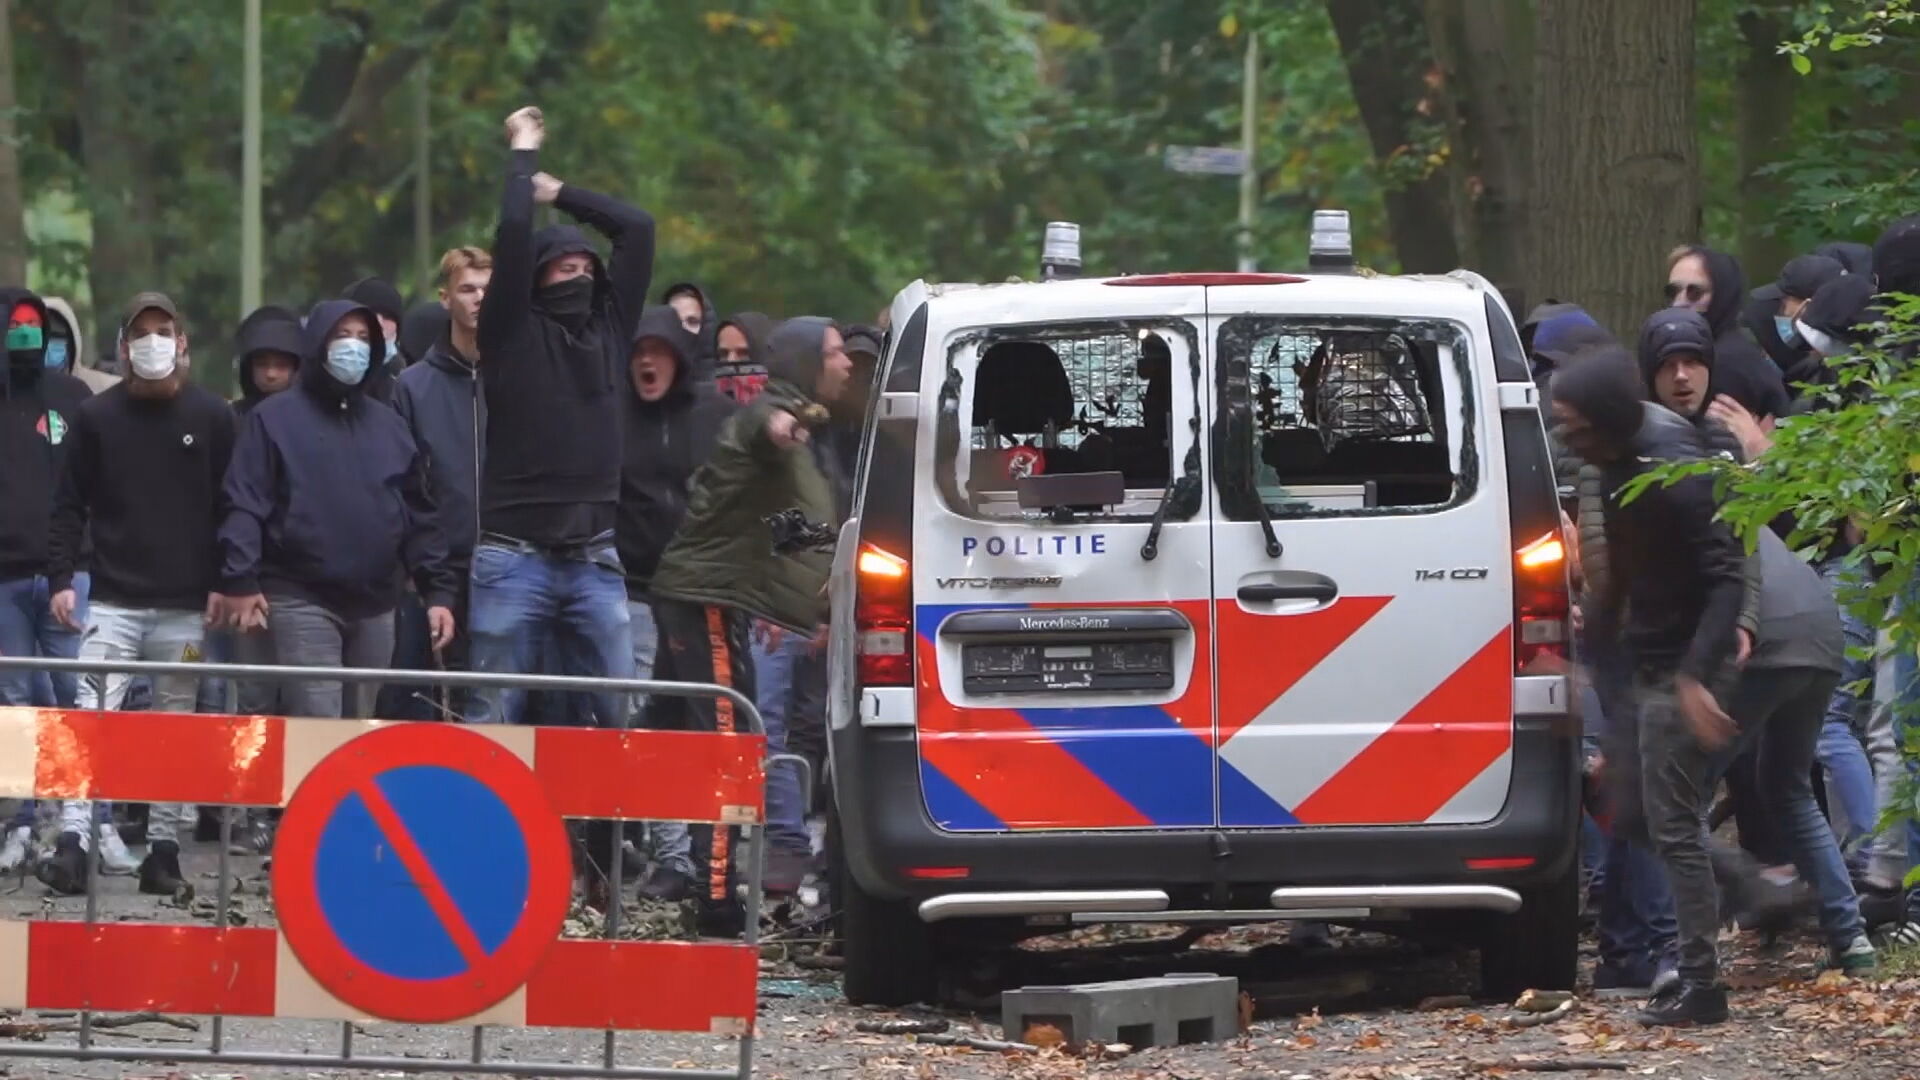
[538,276,595,322]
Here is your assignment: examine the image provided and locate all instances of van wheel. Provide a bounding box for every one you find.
[1478,865,1579,1001]
[829,814,937,1006]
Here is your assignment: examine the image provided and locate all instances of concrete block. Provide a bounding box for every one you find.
[1001,973,1238,1049]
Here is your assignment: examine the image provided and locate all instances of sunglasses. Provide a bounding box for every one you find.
[1663,281,1709,303]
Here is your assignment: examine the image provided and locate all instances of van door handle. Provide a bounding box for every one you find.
[1238,581,1337,604]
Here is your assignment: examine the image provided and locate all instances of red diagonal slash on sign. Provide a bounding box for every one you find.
[352,776,488,968]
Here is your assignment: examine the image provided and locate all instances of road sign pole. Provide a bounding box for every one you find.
[1237,29,1259,273]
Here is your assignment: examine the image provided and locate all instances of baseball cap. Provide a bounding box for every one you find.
[122,291,180,330]
[1775,254,1846,301]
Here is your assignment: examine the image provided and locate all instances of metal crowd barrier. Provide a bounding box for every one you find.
[0,655,776,1080]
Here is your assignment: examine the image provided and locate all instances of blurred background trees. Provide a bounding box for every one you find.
[2,0,1914,390]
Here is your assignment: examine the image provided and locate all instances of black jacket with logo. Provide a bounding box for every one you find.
[0,287,93,581]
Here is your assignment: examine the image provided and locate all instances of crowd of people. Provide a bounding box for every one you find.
[5,99,1920,1017]
[0,107,867,937]
[1539,213,1920,1026]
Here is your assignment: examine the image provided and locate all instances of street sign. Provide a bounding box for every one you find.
[1163,144,1247,176]
[273,724,573,1023]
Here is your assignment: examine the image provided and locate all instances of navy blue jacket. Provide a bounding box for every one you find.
[392,335,484,572]
[218,300,457,618]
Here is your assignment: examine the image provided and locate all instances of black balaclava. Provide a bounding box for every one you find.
[1550,346,1646,462]
[530,224,603,330]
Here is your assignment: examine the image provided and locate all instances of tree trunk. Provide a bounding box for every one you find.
[1425,0,1532,310]
[1735,4,1796,282]
[1324,0,1462,273]
[0,0,25,286]
[1530,0,1697,341]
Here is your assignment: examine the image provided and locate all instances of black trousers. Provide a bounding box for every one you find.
[645,599,757,904]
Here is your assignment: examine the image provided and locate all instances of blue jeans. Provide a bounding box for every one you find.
[1583,681,1677,975]
[1818,559,1880,849]
[1597,830,1679,974]
[1,574,88,833]
[754,628,818,855]
[631,600,693,878]
[0,573,88,708]
[466,540,634,727]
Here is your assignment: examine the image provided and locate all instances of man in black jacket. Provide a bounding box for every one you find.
[618,305,735,901]
[216,300,457,720]
[40,292,235,898]
[468,106,652,728]
[390,247,492,721]
[0,288,93,878]
[1552,348,1747,1026]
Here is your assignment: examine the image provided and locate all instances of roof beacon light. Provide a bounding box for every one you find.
[1309,209,1355,272]
[1041,221,1083,281]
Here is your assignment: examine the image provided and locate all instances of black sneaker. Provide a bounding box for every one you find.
[639,866,693,903]
[138,840,187,897]
[36,833,89,897]
[1636,983,1728,1027]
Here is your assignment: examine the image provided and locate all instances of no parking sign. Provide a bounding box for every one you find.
[272,724,573,1023]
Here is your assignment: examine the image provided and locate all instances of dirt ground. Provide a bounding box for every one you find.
[2,836,1918,1080]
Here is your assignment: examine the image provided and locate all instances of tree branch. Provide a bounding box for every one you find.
[267,0,470,223]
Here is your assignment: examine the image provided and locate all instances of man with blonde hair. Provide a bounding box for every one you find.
[392,245,494,717]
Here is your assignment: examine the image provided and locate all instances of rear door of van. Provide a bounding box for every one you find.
[907,283,1220,832]
[1204,283,1518,827]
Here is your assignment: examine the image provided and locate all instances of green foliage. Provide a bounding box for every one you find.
[1780,0,1917,70]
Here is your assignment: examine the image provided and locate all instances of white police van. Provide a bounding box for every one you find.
[826,214,1576,1005]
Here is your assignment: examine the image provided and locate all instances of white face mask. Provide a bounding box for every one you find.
[128,333,179,380]
[1796,320,1838,358]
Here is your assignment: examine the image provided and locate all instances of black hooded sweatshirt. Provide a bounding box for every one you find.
[1743,255,1847,386]
[1554,348,1746,686]
[47,377,235,610]
[616,306,736,599]
[714,311,773,404]
[392,328,484,572]
[1673,246,1790,421]
[478,149,655,547]
[234,307,305,416]
[661,281,718,365]
[218,299,455,617]
[0,288,93,581]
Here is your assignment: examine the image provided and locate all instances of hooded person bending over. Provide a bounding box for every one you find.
[215,300,457,720]
[467,106,653,728]
[645,318,853,935]
[1552,348,1747,1027]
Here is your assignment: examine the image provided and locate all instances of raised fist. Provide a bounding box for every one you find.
[505,106,545,150]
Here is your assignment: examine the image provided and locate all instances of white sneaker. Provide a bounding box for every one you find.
[0,826,31,872]
[97,829,141,876]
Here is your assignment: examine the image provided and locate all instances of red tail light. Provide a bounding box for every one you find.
[855,543,913,686]
[1514,531,1569,675]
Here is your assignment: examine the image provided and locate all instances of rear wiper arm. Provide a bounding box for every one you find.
[1252,489,1282,558]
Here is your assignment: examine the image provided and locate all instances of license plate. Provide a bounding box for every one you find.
[963,641,1174,693]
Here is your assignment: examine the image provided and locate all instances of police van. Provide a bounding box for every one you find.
[825,214,1577,1006]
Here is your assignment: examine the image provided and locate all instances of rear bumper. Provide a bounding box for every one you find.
[831,717,1579,911]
